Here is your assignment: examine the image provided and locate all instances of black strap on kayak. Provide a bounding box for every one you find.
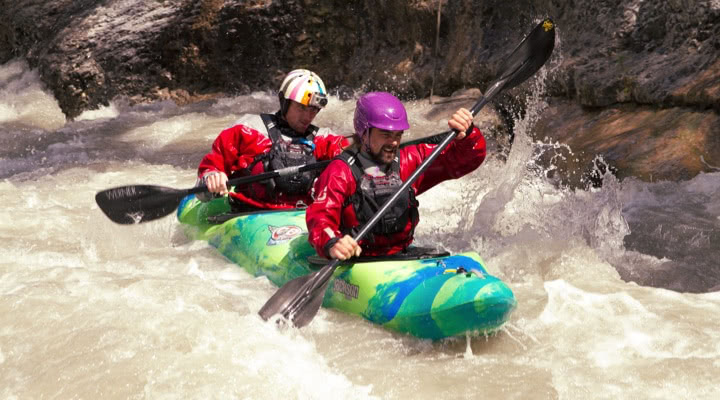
[207,207,306,224]
[307,246,450,267]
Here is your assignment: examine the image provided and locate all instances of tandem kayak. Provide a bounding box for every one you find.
[177,195,516,340]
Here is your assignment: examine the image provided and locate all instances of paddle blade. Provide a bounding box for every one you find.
[258,267,333,327]
[95,185,187,224]
[290,278,331,327]
[494,18,556,92]
[258,274,315,324]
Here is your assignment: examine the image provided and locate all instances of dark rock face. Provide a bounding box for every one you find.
[545,0,719,109]
[1,0,184,119]
[1,0,718,181]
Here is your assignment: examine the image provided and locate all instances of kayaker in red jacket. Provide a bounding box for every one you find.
[197,69,349,211]
[306,91,486,260]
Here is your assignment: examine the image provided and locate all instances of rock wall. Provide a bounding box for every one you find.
[1,0,718,182]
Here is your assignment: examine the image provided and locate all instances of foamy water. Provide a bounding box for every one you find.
[1,59,719,399]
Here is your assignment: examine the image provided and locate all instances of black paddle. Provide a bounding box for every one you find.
[258,18,556,328]
[95,161,331,224]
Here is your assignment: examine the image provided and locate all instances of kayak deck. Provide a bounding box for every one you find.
[177,195,516,339]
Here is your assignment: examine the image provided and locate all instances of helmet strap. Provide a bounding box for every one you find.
[361,130,373,153]
[278,92,290,118]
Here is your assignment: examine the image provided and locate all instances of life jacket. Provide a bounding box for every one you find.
[253,113,319,197]
[337,149,419,236]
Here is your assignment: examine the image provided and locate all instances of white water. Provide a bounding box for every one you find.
[1,59,719,399]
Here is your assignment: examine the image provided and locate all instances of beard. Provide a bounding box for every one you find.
[368,144,398,165]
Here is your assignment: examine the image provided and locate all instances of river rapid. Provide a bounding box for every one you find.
[1,59,719,399]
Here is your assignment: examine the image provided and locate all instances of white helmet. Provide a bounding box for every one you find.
[278,69,328,115]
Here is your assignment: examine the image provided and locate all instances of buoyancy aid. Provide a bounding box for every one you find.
[337,150,419,236]
[255,113,319,196]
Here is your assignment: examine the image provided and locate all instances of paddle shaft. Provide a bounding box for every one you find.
[188,160,331,195]
[399,80,503,148]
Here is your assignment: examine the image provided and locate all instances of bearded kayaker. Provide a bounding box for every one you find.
[196,69,349,211]
[306,91,486,260]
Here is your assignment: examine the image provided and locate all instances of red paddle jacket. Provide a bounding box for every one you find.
[307,126,486,258]
[197,115,348,209]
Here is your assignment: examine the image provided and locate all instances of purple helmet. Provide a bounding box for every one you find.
[353,92,409,139]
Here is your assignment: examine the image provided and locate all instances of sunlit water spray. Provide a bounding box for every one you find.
[1,59,719,399]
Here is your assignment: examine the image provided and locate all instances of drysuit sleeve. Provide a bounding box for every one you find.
[402,125,487,195]
[306,159,356,258]
[313,132,350,160]
[195,124,272,201]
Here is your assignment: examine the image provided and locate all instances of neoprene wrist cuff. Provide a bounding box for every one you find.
[323,237,341,257]
[463,123,475,137]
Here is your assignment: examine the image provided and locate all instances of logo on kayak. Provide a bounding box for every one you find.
[267,225,305,246]
[333,279,359,300]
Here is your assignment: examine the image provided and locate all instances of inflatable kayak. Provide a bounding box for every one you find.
[177,195,516,340]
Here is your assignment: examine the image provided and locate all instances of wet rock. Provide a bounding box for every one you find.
[534,99,720,185]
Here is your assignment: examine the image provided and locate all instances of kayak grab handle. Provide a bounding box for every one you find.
[443,267,486,279]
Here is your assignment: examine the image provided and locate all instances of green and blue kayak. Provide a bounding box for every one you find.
[177,195,516,340]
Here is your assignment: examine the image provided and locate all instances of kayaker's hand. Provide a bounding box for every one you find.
[448,107,473,140]
[329,235,362,260]
[203,171,229,196]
